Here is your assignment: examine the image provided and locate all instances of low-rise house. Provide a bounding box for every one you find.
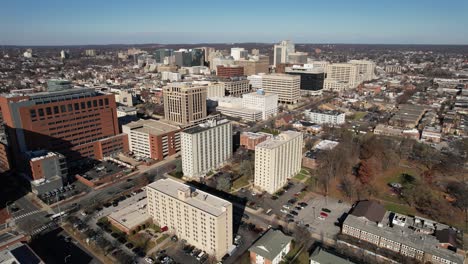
[249,229,292,264]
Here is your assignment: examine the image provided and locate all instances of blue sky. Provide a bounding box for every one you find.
[1,0,467,45]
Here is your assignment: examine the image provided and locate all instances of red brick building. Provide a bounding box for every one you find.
[0,87,129,174]
[217,65,244,78]
[240,132,271,150]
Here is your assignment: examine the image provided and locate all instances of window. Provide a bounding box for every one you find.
[54,106,59,114]
[87,101,92,108]
[99,99,103,106]
[104,98,109,105]
[80,102,85,109]
[60,105,66,112]
[38,108,44,116]
[46,107,52,115]
[30,109,37,118]
[67,104,73,111]
[93,100,97,107]
[74,103,79,111]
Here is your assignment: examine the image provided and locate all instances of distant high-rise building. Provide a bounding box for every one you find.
[154,49,173,63]
[287,52,308,64]
[234,55,270,75]
[217,65,244,78]
[273,40,295,66]
[197,47,215,63]
[163,83,207,125]
[191,48,205,66]
[85,49,96,57]
[146,178,233,260]
[251,49,260,56]
[60,50,70,59]
[254,131,302,194]
[261,74,300,104]
[181,119,232,178]
[174,50,193,67]
[220,78,251,97]
[230,47,248,61]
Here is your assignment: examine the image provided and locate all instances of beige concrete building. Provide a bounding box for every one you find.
[254,131,303,194]
[163,84,207,125]
[220,79,251,97]
[324,63,359,91]
[349,60,376,82]
[147,178,234,260]
[181,119,232,178]
[235,55,270,75]
[261,74,300,104]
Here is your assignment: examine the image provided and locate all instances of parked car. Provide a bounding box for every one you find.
[290,211,298,216]
[298,202,308,207]
[322,208,331,213]
[280,209,288,214]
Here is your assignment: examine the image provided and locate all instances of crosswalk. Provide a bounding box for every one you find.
[12,210,42,221]
[30,222,58,236]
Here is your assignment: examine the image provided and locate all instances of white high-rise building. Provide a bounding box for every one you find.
[323,63,359,91]
[247,74,264,90]
[349,60,376,82]
[261,74,300,104]
[181,119,232,178]
[242,91,278,120]
[254,131,303,194]
[147,178,233,260]
[306,60,329,72]
[273,40,295,66]
[230,47,248,61]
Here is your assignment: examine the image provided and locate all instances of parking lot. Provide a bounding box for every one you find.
[235,180,307,218]
[296,195,351,239]
[82,161,127,181]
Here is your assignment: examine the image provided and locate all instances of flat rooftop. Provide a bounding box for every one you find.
[125,119,180,136]
[147,178,232,217]
[108,198,150,230]
[256,130,301,149]
[183,119,230,135]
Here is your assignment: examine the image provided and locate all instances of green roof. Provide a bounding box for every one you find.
[249,229,292,260]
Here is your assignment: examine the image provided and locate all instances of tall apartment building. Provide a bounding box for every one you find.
[261,74,300,104]
[242,91,278,120]
[0,84,128,191]
[220,78,251,97]
[181,119,232,178]
[84,49,96,57]
[349,60,376,81]
[324,63,359,91]
[254,131,303,194]
[217,65,244,78]
[304,109,346,125]
[273,40,295,66]
[234,55,270,75]
[122,119,181,161]
[163,84,207,125]
[147,178,233,260]
[230,47,248,61]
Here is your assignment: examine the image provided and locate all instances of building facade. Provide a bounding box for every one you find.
[273,40,295,66]
[163,84,207,125]
[304,110,345,125]
[261,74,300,104]
[181,119,232,178]
[217,65,244,78]
[147,178,233,260]
[122,119,181,161]
[241,91,278,120]
[220,78,251,97]
[254,131,303,194]
[324,63,359,91]
[285,66,325,94]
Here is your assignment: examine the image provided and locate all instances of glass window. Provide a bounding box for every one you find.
[54,106,59,114]
[74,103,79,110]
[93,100,97,107]
[104,98,109,105]
[99,99,103,106]
[30,109,37,118]
[87,101,92,108]
[68,104,73,112]
[38,108,44,116]
[60,105,66,112]
[46,107,52,115]
[81,102,85,109]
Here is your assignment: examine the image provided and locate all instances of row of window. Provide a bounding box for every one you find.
[30,98,110,119]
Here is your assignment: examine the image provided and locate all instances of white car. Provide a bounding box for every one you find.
[280,209,288,214]
[282,205,291,210]
[144,257,154,264]
[317,215,325,221]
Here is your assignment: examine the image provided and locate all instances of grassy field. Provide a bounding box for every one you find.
[352,111,367,120]
[232,175,250,190]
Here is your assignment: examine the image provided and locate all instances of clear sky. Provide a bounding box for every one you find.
[1,0,467,45]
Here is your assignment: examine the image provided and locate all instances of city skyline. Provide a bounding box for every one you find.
[2,0,468,45]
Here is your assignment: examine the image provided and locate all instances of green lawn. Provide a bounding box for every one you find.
[232,175,250,190]
[293,249,310,264]
[294,173,307,181]
[383,202,417,216]
[352,111,367,120]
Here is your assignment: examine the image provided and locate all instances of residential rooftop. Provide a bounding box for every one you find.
[182,119,230,135]
[256,130,302,149]
[107,198,150,231]
[249,229,292,260]
[124,119,180,136]
[147,178,232,217]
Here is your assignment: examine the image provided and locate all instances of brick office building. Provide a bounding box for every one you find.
[217,65,244,78]
[0,84,129,191]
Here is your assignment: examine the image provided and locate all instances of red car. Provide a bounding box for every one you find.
[320,212,328,217]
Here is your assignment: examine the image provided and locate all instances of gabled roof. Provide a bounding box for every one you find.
[350,200,386,223]
[249,229,292,260]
